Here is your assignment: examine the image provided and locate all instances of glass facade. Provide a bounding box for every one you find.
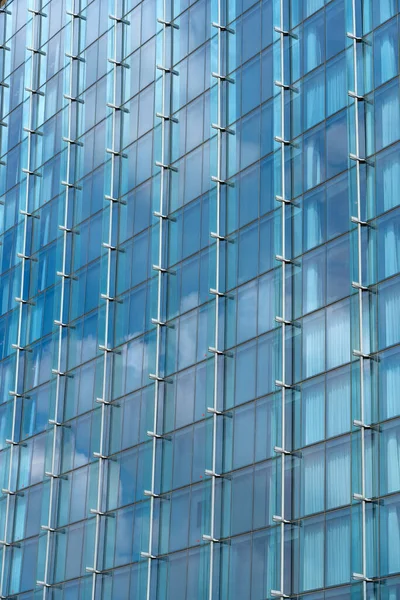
[0,0,400,598]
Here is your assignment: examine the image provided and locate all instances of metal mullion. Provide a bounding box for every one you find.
[39,1,83,595]
[89,2,128,598]
[0,2,45,597]
[272,1,291,598]
[349,1,371,594]
[205,0,235,597]
[0,4,12,598]
[143,0,173,595]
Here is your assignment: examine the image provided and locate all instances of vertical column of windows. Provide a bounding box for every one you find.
[0,1,45,597]
[141,0,177,596]
[272,0,294,598]
[348,0,376,593]
[88,1,129,597]
[204,0,234,597]
[0,3,11,598]
[36,0,85,595]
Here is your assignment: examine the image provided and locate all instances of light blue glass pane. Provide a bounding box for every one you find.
[375,80,400,152]
[304,68,324,130]
[238,222,258,284]
[65,524,85,580]
[326,511,351,585]
[326,366,350,437]
[173,428,192,488]
[303,246,325,314]
[231,470,253,535]
[326,0,345,59]
[228,535,252,600]
[304,127,325,191]
[327,299,351,370]
[300,517,324,591]
[235,341,256,405]
[242,57,260,117]
[327,235,350,304]
[242,5,261,63]
[327,173,349,239]
[252,528,280,599]
[302,376,325,445]
[170,489,190,552]
[376,143,400,214]
[374,19,398,87]
[378,208,400,280]
[255,395,280,461]
[303,310,325,379]
[326,437,350,508]
[233,404,255,469]
[378,277,400,349]
[237,280,257,343]
[257,332,278,397]
[303,186,325,251]
[239,163,259,227]
[258,271,275,334]
[379,347,400,420]
[240,110,261,171]
[301,445,325,516]
[380,495,400,576]
[304,12,325,74]
[326,110,348,179]
[167,552,187,600]
[380,421,400,495]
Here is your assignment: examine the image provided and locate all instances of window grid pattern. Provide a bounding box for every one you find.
[0,0,400,599]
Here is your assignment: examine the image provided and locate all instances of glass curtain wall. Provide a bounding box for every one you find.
[0,0,399,599]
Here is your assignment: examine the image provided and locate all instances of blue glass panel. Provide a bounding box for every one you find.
[240,110,261,171]
[300,516,324,591]
[304,68,324,130]
[302,376,325,446]
[326,299,351,370]
[379,347,400,420]
[235,340,257,405]
[303,186,325,251]
[303,246,326,314]
[327,173,349,239]
[304,12,325,74]
[301,444,325,516]
[303,310,325,379]
[375,79,400,152]
[380,494,400,576]
[376,143,400,214]
[378,207,400,280]
[326,437,350,508]
[326,235,350,304]
[326,110,348,179]
[326,0,345,59]
[228,535,252,600]
[378,276,400,349]
[380,420,400,495]
[325,510,351,585]
[374,18,398,87]
[304,126,325,191]
[326,366,350,437]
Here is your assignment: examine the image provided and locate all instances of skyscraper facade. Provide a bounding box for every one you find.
[0,0,399,598]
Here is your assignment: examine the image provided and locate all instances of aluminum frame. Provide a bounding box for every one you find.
[88,1,129,597]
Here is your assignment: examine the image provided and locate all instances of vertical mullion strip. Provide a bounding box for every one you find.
[205,0,234,595]
[349,1,371,594]
[142,0,176,595]
[0,1,45,596]
[0,3,11,598]
[88,1,129,597]
[272,0,291,597]
[38,0,84,594]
